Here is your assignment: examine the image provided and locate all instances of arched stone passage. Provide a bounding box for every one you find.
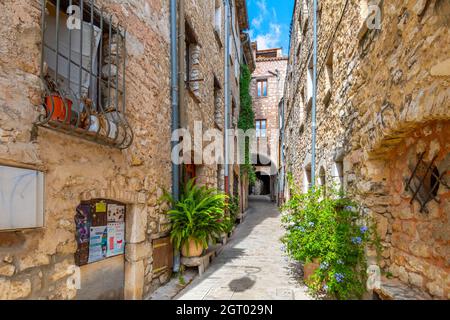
[356,120,450,298]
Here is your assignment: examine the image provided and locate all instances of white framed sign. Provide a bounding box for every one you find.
[0,165,44,230]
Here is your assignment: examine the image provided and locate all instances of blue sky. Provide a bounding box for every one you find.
[247,0,295,55]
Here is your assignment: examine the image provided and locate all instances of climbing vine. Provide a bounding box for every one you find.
[239,64,256,185]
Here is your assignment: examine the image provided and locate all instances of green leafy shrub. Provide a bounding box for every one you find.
[281,181,379,300]
[228,195,240,220]
[164,179,229,252]
[223,195,240,233]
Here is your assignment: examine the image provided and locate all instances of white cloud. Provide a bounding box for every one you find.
[255,23,282,49]
[256,0,268,15]
[251,0,268,30]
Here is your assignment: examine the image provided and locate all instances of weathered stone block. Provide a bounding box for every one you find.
[375,215,389,240]
[0,278,31,300]
[17,253,51,272]
[413,0,429,16]
[409,242,432,258]
[50,260,75,282]
[430,58,450,77]
[408,272,423,288]
[125,242,152,262]
[426,281,444,298]
[126,204,148,244]
[398,266,409,283]
[124,260,145,300]
[0,264,15,277]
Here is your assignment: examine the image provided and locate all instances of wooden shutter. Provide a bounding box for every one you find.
[152,237,173,275]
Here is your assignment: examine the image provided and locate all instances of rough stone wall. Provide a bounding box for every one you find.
[383,121,450,298]
[251,55,287,172]
[0,0,172,300]
[182,0,225,191]
[283,0,450,298]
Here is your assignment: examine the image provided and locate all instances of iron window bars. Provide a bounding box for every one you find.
[36,0,133,149]
[405,152,448,213]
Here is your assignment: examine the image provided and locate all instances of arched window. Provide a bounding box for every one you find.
[332,161,344,192]
[319,166,326,195]
[303,164,312,193]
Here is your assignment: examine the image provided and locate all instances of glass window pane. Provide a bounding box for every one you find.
[263,81,267,96]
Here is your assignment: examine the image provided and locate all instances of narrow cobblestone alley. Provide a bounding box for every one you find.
[175,196,312,300]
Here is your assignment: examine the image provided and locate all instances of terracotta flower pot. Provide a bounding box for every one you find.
[181,237,204,257]
[45,95,72,123]
[303,259,320,284]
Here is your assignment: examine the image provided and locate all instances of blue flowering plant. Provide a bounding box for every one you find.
[281,179,379,300]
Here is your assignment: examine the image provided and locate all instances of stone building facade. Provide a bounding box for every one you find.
[180,0,254,213]
[0,0,252,300]
[250,44,287,200]
[283,0,449,299]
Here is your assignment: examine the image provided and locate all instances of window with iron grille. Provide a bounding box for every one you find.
[405,152,448,213]
[36,0,133,149]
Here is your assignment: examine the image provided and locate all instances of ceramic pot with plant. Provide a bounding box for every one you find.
[45,94,72,123]
[163,179,228,258]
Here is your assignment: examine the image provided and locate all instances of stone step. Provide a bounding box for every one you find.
[374,277,432,300]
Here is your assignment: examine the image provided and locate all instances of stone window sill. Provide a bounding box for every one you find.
[323,88,332,107]
[186,84,201,104]
[358,20,368,42]
[213,28,223,48]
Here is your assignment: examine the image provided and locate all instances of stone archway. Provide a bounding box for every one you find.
[354,120,450,298]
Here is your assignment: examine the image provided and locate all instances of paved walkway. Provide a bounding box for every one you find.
[175,196,312,300]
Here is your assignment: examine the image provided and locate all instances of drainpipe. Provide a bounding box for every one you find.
[179,0,186,129]
[311,0,318,187]
[170,0,180,273]
[224,0,231,195]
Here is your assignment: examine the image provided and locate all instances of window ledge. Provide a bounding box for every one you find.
[306,96,312,111]
[36,92,134,149]
[323,88,332,107]
[358,20,368,41]
[213,29,223,47]
[186,85,201,104]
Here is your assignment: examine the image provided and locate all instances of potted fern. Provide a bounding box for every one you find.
[164,179,229,257]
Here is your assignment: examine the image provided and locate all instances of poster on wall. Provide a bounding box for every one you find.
[107,222,125,257]
[75,204,91,266]
[91,201,108,226]
[107,203,125,222]
[75,199,126,266]
[75,204,91,244]
[88,226,108,263]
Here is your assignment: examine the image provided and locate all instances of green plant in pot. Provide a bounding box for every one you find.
[281,177,380,300]
[164,179,229,257]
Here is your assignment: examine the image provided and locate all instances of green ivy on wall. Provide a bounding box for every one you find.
[239,64,256,185]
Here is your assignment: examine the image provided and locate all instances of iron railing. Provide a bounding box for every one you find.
[36,0,133,149]
[405,152,448,213]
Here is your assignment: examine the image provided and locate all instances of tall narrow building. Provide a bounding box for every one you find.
[250,43,287,201]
